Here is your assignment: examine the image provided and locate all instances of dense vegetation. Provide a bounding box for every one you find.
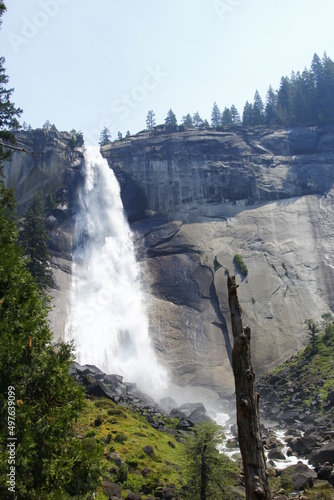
[259,314,334,420]
[73,399,240,500]
[233,254,248,277]
[141,52,334,136]
[0,3,104,498]
[19,192,54,290]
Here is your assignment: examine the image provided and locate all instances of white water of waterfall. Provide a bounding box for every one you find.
[65,145,167,398]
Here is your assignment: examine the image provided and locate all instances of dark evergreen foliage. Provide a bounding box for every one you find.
[20,192,53,290]
[184,422,238,499]
[211,101,221,128]
[98,126,112,146]
[165,108,177,128]
[193,111,204,129]
[0,4,103,496]
[243,52,334,127]
[181,52,334,130]
[221,107,233,126]
[182,113,194,128]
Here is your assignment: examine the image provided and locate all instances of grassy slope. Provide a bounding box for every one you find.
[264,322,334,417]
[75,398,187,499]
[259,323,334,498]
[74,397,242,499]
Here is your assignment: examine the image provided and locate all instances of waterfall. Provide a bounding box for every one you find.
[66,145,167,397]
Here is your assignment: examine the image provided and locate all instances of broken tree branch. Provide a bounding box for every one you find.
[0,141,42,157]
[227,275,271,500]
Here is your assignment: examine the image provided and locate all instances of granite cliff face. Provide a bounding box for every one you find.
[101,126,334,396]
[5,126,334,398]
[4,129,84,340]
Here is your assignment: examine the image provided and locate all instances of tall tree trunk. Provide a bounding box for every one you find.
[227,275,271,499]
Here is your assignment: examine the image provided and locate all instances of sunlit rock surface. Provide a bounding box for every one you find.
[102,126,334,396]
[5,126,334,397]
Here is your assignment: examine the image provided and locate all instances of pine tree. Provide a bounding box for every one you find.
[306,319,320,352]
[252,90,265,125]
[0,5,103,496]
[242,101,253,126]
[20,192,53,290]
[211,101,221,128]
[230,105,241,125]
[265,85,278,126]
[99,126,112,146]
[221,107,233,126]
[146,109,156,130]
[42,120,51,130]
[185,422,237,499]
[182,113,194,128]
[193,111,204,129]
[165,108,177,128]
[276,76,291,126]
[0,56,22,131]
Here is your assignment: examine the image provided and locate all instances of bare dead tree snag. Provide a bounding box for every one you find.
[227,275,271,499]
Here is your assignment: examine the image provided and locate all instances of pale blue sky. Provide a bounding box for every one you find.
[1,0,334,144]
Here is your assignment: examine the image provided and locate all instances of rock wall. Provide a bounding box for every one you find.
[102,126,334,397]
[5,126,334,398]
[4,129,83,341]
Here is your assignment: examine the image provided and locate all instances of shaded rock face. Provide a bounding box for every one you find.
[5,127,334,399]
[4,129,83,341]
[102,126,334,397]
[102,126,334,220]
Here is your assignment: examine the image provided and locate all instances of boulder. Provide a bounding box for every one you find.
[108,452,122,466]
[289,435,319,456]
[142,467,152,477]
[82,364,106,377]
[281,462,317,491]
[276,410,300,422]
[317,465,333,480]
[161,486,177,499]
[143,445,154,456]
[188,408,212,424]
[328,471,334,486]
[85,381,116,400]
[159,397,178,412]
[102,481,121,498]
[312,479,332,490]
[125,493,142,500]
[176,419,194,431]
[267,447,286,461]
[309,442,334,466]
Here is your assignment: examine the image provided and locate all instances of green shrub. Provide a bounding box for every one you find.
[94,415,103,427]
[126,456,139,469]
[115,463,128,483]
[114,432,127,444]
[233,254,248,276]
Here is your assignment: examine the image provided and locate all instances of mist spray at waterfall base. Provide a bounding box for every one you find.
[66,145,168,399]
